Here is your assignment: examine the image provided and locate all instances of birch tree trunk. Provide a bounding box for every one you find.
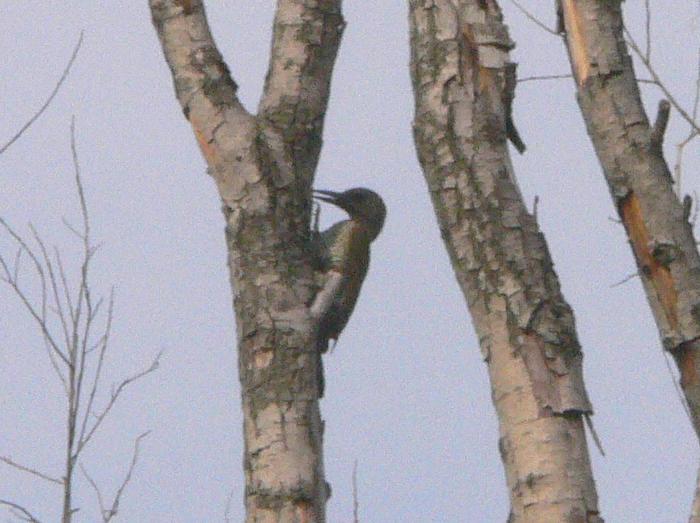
[409,1,602,521]
[150,2,343,521]
[691,469,700,523]
[558,0,700,440]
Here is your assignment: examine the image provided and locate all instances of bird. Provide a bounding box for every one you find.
[312,188,387,354]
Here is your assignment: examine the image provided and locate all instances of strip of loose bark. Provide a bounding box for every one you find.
[150,1,344,522]
[409,1,602,521]
[559,1,700,441]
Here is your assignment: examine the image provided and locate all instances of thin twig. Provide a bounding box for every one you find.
[80,465,107,518]
[82,432,150,522]
[105,431,150,522]
[518,73,572,83]
[12,248,22,285]
[0,218,68,388]
[644,0,651,62]
[0,221,70,366]
[507,0,560,35]
[611,272,639,288]
[0,500,42,523]
[70,117,90,245]
[625,28,700,135]
[77,352,161,455]
[29,224,73,359]
[0,456,62,485]
[0,32,83,155]
[77,290,115,452]
[518,73,655,85]
[673,33,700,195]
[662,349,694,424]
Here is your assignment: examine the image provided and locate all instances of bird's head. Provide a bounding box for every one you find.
[314,187,387,241]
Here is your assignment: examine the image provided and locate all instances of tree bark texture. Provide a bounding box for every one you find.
[150,1,344,521]
[690,468,700,523]
[559,0,700,441]
[409,2,602,521]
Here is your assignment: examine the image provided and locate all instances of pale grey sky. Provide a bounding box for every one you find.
[1,2,699,522]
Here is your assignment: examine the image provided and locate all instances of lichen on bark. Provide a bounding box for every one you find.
[150,1,344,521]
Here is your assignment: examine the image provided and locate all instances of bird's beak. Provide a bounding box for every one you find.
[313,189,343,207]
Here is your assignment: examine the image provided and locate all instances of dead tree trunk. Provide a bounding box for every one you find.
[409,1,602,521]
[150,2,343,521]
[559,0,700,440]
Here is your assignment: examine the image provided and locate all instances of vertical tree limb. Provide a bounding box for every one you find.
[559,0,700,442]
[150,2,344,521]
[409,1,601,521]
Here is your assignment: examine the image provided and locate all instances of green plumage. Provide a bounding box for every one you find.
[312,188,386,354]
[314,220,371,352]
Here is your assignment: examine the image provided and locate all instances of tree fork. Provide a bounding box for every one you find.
[150,1,344,521]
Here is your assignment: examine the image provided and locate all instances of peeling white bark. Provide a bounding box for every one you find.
[409,1,602,521]
[560,0,700,444]
[150,1,344,521]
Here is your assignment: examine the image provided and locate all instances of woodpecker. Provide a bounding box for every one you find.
[312,188,387,354]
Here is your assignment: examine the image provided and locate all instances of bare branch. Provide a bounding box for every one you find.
[0,220,70,366]
[104,431,150,522]
[29,225,73,357]
[611,272,640,288]
[674,38,700,195]
[70,118,90,243]
[61,217,84,241]
[12,248,22,285]
[81,431,149,523]
[507,0,560,36]
[77,351,161,455]
[54,248,77,328]
[644,0,651,62]
[80,465,107,519]
[77,290,115,449]
[518,73,656,85]
[518,73,572,83]
[0,500,41,523]
[0,456,62,485]
[0,32,83,155]
[661,350,693,424]
[625,28,700,135]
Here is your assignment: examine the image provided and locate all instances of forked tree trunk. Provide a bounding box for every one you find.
[409,1,602,521]
[150,1,343,521]
[559,0,700,439]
